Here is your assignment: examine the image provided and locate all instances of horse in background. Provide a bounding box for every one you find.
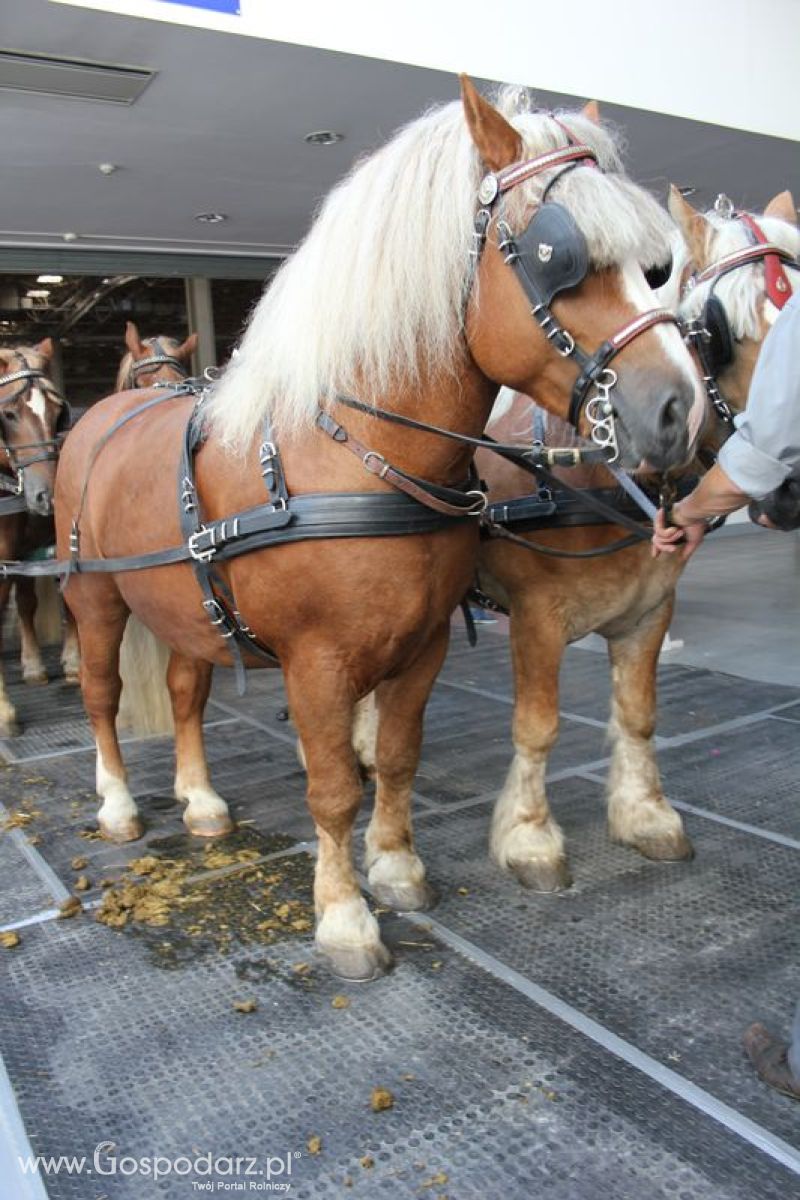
[115,321,198,393]
[57,79,703,979]
[13,322,198,698]
[477,188,798,893]
[0,339,70,726]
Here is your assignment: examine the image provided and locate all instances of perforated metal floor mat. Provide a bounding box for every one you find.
[2,914,797,1200]
[0,637,798,1198]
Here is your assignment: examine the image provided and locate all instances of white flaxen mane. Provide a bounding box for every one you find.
[679,209,800,336]
[207,87,675,451]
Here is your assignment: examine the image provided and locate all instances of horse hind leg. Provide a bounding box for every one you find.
[0,580,19,733]
[363,628,449,912]
[490,625,571,892]
[606,599,693,861]
[167,652,233,837]
[15,579,48,685]
[285,649,390,981]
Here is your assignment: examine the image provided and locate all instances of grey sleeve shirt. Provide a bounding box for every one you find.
[717,288,800,500]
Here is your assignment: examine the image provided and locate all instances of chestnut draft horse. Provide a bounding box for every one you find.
[0,339,71,729]
[474,188,799,893]
[53,79,703,980]
[11,322,198,699]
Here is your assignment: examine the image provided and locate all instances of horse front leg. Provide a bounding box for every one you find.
[0,580,19,733]
[490,611,571,892]
[15,579,47,685]
[606,598,693,861]
[364,626,449,912]
[285,650,390,981]
[168,652,234,837]
[77,601,144,842]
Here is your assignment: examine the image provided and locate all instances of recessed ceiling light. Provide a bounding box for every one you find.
[26,289,50,298]
[37,274,63,284]
[304,130,344,146]
[194,212,227,224]
[98,162,118,175]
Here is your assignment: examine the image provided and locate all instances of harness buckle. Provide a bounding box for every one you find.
[363,450,389,479]
[188,526,216,563]
[14,469,24,496]
[201,597,235,637]
[465,489,488,516]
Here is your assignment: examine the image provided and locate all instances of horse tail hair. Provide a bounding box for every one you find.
[117,615,174,737]
[31,578,63,646]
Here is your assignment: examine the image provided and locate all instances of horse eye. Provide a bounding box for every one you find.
[1,409,18,424]
[644,258,673,290]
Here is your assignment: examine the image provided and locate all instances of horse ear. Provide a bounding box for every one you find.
[125,321,145,357]
[177,332,199,360]
[668,185,710,266]
[763,189,797,226]
[582,100,601,124]
[460,74,522,172]
[36,337,54,360]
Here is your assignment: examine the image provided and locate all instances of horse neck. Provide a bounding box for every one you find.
[343,360,497,483]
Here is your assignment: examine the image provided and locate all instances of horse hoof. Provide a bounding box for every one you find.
[23,672,48,687]
[98,815,145,843]
[633,831,695,862]
[370,880,438,913]
[511,859,573,893]
[183,812,236,838]
[317,941,393,983]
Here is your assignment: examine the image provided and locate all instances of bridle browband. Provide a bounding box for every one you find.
[468,139,680,461]
[126,338,189,388]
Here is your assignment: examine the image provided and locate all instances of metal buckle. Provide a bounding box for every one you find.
[201,598,235,637]
[259,441,277,464]
[14,469,24,495]
[188,526,216,563]
[363,451,389,479]
[465,489,488,516]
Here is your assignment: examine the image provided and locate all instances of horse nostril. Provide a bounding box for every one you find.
[658,395,683,434]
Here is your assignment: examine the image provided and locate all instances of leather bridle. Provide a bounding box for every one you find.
[468,141,680,462]
[680,211,800,431]
[0,351,70,500]
[125,338,189,388]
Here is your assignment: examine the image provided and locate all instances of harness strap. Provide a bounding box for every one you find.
[316,410,486,517]
[331,393,610,467]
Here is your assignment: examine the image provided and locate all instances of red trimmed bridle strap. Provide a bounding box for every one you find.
[736,213,792,309]
[491,145,598,198]
[694,242,795,293]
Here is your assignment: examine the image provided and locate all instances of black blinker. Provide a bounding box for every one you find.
[514,202,589,306]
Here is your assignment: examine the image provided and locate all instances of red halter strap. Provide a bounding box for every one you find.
[736,213,792,309]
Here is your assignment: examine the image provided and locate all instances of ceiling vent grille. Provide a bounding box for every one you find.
[0,49,155,105]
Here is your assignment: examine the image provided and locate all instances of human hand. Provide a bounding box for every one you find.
[651,507,706,561]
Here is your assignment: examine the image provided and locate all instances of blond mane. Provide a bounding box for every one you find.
[207,87,675,451]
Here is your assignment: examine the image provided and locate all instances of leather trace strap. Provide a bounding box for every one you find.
[316,409,487,517]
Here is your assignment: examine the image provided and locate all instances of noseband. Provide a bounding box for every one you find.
[469,142,679,462]
[0,353,71,496]
[126,338,188,388]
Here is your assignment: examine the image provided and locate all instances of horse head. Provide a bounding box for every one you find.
[117,321,198,391]
[670,186,799,424]
[0,338,68,516]
[459,78,705,473]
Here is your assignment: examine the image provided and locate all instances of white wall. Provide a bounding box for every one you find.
[53,0,800,142]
